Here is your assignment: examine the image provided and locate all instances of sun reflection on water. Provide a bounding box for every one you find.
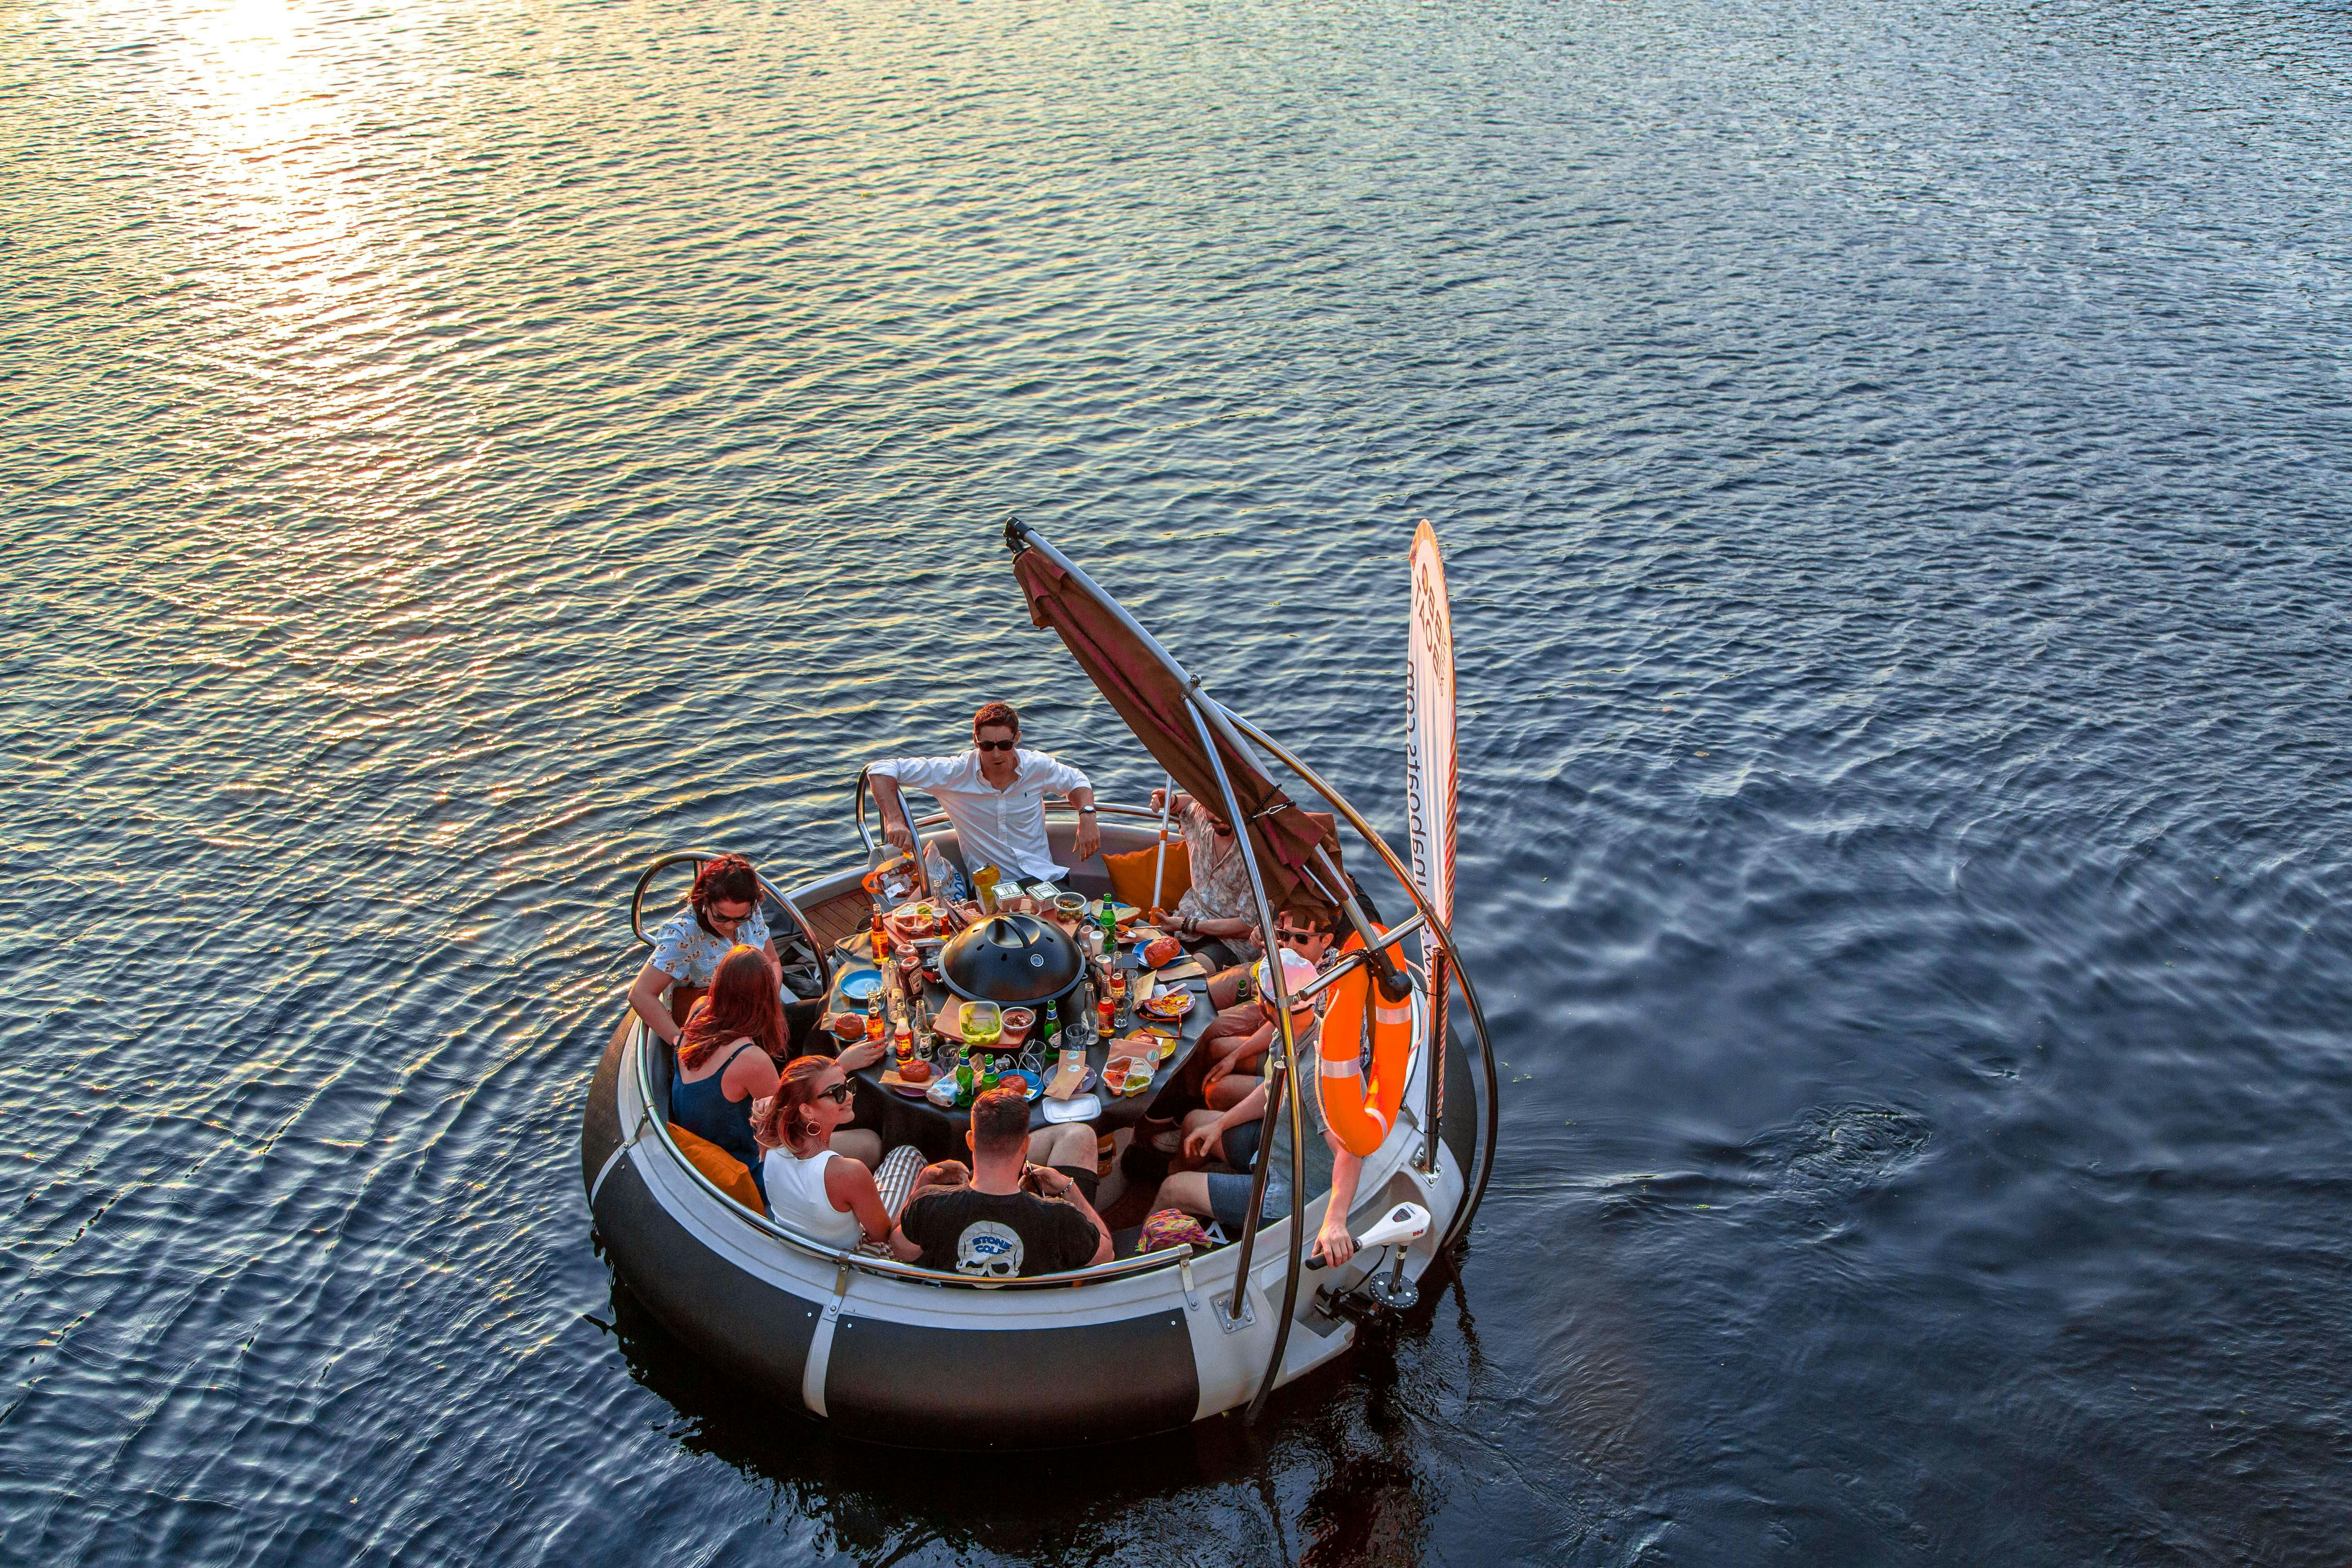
[65,0,478,549]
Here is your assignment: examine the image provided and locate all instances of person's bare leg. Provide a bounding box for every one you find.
[1168,1108,1227,1172]
[830,1128,882,1168]
[1206,1075,1261,1113]
[1152,1170,1214,1218]
[1025,1124,1093,1172]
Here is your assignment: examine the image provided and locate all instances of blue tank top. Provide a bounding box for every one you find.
[672,1040,766,1197]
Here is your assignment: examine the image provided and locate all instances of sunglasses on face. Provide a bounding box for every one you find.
[976,738,1019,753]
[815,1081,854,1105]
[1275,926,1321,945]
[710,906,753,924]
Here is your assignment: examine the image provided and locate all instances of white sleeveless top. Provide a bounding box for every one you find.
[764,1147,863,1247]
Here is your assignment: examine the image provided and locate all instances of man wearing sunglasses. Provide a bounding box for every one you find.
[869,701,1101,886]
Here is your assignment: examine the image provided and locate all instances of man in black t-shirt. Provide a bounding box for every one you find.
[891,1089,1112,1278]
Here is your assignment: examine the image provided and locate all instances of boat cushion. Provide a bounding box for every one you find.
[1103,839,1192,915]
[667,1122,763,1212]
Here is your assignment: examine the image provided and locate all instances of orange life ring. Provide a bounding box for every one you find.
[1314,929,1416,1157]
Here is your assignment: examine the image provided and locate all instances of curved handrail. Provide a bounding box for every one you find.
[1183,695,1307,1394]
[628,848,832,992]
[1213,705,1501,1257]
[623,1016,1188,1291]
[851,764,884,861]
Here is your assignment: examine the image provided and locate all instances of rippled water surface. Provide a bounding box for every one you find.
[8,0,2352,1561]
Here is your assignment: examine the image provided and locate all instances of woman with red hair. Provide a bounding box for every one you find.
[671,945,786,1200]
[752,1056,892,1247]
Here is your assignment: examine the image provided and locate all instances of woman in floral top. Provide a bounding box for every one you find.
[1153,787,1263,981]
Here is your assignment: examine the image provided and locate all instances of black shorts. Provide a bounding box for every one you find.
[1051,1163,1100,1207]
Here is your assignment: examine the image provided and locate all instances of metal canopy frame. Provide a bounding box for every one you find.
[1004,519,1501,1424]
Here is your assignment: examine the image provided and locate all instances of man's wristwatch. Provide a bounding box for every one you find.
[1077,806,1097,815]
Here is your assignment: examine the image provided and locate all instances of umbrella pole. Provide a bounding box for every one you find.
[1151,772,1174,908]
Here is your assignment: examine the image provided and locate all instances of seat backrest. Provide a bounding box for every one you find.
[667,1122,763,1212]
[1103,838,1193,913]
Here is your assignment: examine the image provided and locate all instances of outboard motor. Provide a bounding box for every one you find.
[1307,1201,1432,1321]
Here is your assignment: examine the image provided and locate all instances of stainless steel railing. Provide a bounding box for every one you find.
[628,847,833,993]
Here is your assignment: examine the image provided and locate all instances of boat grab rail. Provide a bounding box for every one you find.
[624,1015,1190,1292]
[629,848,832,991]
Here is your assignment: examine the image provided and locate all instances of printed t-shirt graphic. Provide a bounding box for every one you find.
[899,1187,1096,1278]
[956,1220,1025,1278]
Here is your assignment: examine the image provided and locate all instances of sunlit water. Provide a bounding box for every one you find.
[7,0,2352,1561]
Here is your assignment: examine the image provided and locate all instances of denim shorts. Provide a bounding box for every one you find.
[1203,1121,1290,1231]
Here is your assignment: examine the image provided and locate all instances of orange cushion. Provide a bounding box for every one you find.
[1103,837,1192,914]
[668,1122,763,1212]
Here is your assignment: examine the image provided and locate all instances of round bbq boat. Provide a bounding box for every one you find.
[579,519,1500,1448]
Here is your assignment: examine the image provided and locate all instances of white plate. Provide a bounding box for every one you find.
[1042,1093,1102,1123]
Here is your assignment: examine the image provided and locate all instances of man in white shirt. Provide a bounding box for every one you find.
[869,702,1102,883]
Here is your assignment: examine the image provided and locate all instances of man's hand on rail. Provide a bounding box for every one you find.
[869,773,918,858]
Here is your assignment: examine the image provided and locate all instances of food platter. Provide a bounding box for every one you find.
[884,1065,935,1098]
[1136,988,1193,1021]
[1100,1054,1156,1097]
[1115,1029,1177,1064]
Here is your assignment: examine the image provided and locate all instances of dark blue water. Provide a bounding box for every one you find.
[7,0,2352,1560]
